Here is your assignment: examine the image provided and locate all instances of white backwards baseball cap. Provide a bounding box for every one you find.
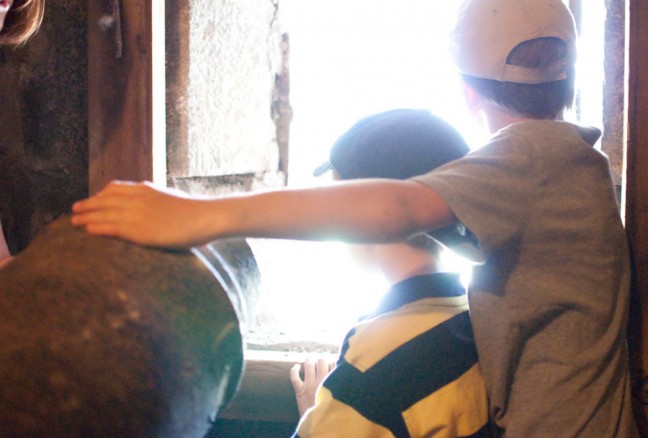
[450,0,577,84]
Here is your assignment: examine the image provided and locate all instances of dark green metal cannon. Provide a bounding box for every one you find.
[0,215,259,437]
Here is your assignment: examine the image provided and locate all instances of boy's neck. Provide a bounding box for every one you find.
[370,243,444,285]
[481,100,561,133]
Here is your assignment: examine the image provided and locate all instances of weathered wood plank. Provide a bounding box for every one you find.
[625,0,648,433]
[87,0,165,194]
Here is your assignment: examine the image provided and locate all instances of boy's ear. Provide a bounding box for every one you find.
[461,82,482,117]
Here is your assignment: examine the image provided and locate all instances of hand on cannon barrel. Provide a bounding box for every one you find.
[72,181,219,249]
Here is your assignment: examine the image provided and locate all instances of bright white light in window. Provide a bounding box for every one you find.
[248,239,389,348]
[248,1,605,352]
[567,1,605,133]
[284,1,485,186]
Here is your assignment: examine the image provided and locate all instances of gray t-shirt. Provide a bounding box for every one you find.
[415,120,637,437]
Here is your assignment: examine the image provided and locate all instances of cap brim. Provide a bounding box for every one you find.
[313,161,333,177]
[427,224,486,265]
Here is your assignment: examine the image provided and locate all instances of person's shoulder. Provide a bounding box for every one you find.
[492,120,601,159]
[502,120,600,144]
[466,123,538,162]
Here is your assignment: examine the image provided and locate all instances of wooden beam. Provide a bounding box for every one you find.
[217,350,337,425]
[87,0,166,195]
[218,351,305,424]
[624,0,648,433]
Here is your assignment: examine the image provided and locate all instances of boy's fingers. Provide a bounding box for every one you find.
[72,194,124,214]
[71,210,145,243]
[316,358,330,379]
[71,198,96,214]
[289,364,303,390]
[71,208,125,227]
[302,358,316,382]
[72,181,153,213]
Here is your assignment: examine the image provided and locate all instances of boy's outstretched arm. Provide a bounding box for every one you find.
[71,179,454,248]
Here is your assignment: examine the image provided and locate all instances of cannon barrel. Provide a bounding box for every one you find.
[0,216,259,438]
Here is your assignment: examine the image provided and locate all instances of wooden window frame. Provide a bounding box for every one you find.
[87,0,166,195]
[625,0,648,433]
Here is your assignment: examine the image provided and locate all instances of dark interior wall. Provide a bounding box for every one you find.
[0,1,88,253]
[0,0,289,251]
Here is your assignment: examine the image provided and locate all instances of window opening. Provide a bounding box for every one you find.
[565,0,605,133]
[246,0,606,354]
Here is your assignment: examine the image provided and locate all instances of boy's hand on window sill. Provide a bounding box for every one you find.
[290,356,336,417]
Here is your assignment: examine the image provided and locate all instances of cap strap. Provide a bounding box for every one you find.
[500,60,569,84]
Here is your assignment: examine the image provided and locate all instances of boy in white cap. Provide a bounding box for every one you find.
[72,1,638,435]
[417,1,637,436]
[289,109,490,437]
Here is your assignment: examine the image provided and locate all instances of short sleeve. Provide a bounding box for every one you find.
[414,132,536,253]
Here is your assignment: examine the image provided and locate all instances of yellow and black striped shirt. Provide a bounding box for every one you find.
[294,273,490,438]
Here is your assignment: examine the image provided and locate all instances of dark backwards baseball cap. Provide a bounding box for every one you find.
[313,108,469,180]
[313,108,483,263]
